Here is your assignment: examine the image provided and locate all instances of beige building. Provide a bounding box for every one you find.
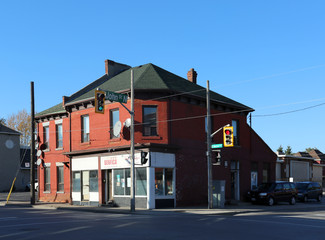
[276,152,323,187]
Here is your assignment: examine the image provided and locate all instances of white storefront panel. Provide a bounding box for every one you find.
[71,152,176,209]
[72,156,98,171]
[71,156,99,205]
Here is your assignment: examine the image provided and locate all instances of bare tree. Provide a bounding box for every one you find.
[6,109,31,146]
[0,117,6,125]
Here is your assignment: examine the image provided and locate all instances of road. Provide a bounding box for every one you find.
[0,204,324,240]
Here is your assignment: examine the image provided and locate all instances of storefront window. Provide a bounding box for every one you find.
[72,172,81,192]
[155,168,174,196]
[89,170,98,192]
[114,168,146,196]
[165,168,173,195]
[114,169,124,195]
[136,168,147,196]
[125,169,130,195]
[155,168,164,195]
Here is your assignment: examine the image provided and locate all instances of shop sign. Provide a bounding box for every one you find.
[101,153,149,169]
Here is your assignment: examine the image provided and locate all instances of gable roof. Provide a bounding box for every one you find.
[294,151,312,158]
[36,102,66,117]
[308,149,325,160]
[37,63,253,117]
[0,124,20,135]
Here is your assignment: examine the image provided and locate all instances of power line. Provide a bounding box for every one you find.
[254,102,325,117]
[219,64,325,87]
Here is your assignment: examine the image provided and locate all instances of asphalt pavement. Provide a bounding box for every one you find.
[1,191,325,216]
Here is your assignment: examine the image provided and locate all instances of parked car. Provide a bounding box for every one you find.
[296,181,323,202]
[248,182,297,206]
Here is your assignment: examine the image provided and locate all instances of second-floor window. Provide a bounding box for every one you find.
[143,106,157,136]
[81,115,89,143]
[43,126,49,150]
[56,124,63,149]
[232,119,239,146]
[110,109,120,139]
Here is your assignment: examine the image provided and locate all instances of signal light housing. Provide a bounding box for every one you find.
[95,90,106,114]
[213,149,221,165]
[223,126,234,147]
[141,151,148,165]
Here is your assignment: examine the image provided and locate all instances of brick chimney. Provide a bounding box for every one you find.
[187,68,197,84]
[62,96,69,106]
[105,59,131,77]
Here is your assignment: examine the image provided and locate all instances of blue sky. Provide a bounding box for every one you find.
[1,1,324,153]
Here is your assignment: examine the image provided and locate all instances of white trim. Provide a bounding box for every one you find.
[42,122,50,127]
[72,156,98,171]
[55,119,63,124]
[56,162,64,167]
[44,163,51,167]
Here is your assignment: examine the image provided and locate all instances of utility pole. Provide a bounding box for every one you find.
[30,81,35,205]
[206,80,213,209]
[130,69,135,212]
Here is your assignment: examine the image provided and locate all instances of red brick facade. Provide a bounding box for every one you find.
[35,61,276,207]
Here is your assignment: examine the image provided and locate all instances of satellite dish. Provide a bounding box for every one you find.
[36,159,43,166]
[124,118,131,128]
[113,121,122,137]
[36,150,42,157]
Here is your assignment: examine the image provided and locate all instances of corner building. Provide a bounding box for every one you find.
[35,59,276,208]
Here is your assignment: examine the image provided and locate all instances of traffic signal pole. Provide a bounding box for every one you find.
[206,80,213,209]
[130,69,135,212]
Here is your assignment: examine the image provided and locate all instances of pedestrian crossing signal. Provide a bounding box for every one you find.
[223,126,234,147]
[141,151,148,164]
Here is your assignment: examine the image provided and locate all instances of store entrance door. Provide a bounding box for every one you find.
[230,161,240,201]
[82,171,90,201]
[104,170,113,204]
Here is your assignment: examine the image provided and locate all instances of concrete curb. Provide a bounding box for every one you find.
[2,200,325,216]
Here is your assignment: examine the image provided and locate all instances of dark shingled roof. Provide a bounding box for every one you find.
[0,124,20,135]
[36,63,253,117]
[36,102,66,117]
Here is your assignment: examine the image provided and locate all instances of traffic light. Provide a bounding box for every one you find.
[95,90,105,114]
[141,151,148,164]
[223,126,234,147]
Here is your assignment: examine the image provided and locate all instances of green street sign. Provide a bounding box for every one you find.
[105,90,128,104]
[211,144,223,149]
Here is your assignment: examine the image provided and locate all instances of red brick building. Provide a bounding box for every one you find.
[35,59,276,208]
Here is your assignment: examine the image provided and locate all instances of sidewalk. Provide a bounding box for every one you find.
[1,192,325,216]
[3,199,325,216]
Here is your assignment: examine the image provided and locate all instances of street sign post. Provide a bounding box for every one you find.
[211,143,223,149]
[105,90,128,103]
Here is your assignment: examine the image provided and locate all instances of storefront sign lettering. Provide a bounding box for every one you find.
[104,158,117,166]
